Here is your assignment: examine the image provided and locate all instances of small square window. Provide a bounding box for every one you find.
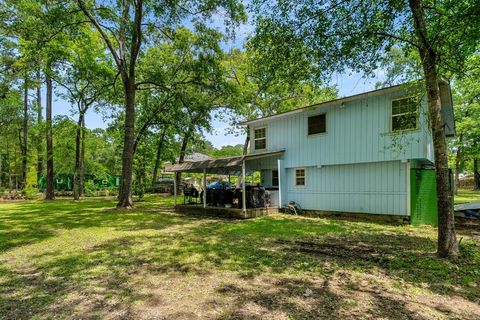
[308,114,326,135]
[254,127,266,150]
[391,97,418,131]
[295,168,306,186]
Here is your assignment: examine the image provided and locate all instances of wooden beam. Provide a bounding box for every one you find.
[277,159,282,207]
[173,173,177,206]
[242,160,246,213]
[203,168,207,209]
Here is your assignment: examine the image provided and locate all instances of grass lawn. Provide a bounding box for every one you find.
[1,195,479,319]
[455,188,480,205]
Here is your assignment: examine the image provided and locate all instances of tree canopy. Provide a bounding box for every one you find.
[1,0,479,257]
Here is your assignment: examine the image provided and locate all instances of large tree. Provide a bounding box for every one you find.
[75,0,246,208]
[223,46,337,154]
[2,0,81,199]
[252,0,480,258]
[0,90,23,190]
[55,29,114,200]
[451,53,480,190]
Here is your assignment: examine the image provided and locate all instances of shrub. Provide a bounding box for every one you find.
[105,187,118,197]
[22,186,39,200]
[84,180,97,197]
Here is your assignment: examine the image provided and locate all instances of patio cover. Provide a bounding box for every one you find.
[164,150,285,174]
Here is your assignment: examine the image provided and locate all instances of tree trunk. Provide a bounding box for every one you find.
[454,134,463,194]
[14,146,19,190]
[151,130,166,188]
[117,80,136,208]
[45,74,55,200]
[36,70,43,186]
[175,131,190,195]
[409,0,458,258]
[134,162,146,200]
[21,78,28,189]
[454,150,460,195]
[73,111,84,200]
[0,146,2,188]
[474,159,480,191]
[7,143,12,192]
[80,116,86,197]
[243,131,250,156]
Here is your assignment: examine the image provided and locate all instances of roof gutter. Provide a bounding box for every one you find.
[240,80,423,126]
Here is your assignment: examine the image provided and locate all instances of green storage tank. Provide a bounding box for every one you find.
[410,169,438,225]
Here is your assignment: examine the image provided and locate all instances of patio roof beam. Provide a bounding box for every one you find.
[164,150,285,174]
[242,159,246,214]
[203,168,207,209]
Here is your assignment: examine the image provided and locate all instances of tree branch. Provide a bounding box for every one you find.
[76,0,122,69]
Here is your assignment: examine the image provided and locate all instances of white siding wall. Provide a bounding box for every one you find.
[286,161,408,215]
[250,89,432,167]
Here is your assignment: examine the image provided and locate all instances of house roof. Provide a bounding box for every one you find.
[182,152,211,162]
[241,82,416,125]
[241,80,455,136]
[164,150,285,174]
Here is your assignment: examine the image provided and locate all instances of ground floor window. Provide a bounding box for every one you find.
[272,169,279,187]
[294,168,306,186]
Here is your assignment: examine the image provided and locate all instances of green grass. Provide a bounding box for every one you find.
[455,188,480,204]
[1,195,479,319]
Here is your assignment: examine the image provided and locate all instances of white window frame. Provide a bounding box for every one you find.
[253,126,267,150]
[390,96,419,132]
[294,168,306,187]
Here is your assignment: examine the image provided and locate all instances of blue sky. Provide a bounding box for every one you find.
[202,71,386,147]
[51,72,385,147]
[50,18,387,148]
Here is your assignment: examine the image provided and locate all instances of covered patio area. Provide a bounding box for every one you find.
[164,150,285,218]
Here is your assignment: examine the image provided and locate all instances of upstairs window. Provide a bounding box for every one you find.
[308,114,326,135]
[391,97,418,131]
[272,170,279,187]
[254,127,266,150]
[295,168,306,186]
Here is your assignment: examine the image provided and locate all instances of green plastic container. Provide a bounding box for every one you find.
[410,169,438,225]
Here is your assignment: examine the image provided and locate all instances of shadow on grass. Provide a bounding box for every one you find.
[213,275,427,320]
[0,197,187,251]
[1,199,479,319]
[3,215,479,318]
[184,219,479,301]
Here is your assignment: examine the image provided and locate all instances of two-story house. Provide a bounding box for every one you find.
[167,80,454,223]
[243,80,454,222]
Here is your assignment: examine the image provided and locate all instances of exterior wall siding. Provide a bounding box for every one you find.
[285,161,408,215]
[250,89,432,168]
[244,86,446,216]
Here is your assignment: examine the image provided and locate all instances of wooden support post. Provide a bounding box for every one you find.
[277,159,287,208]
[242,160,246,213]
[203,168,207,209]
[278,159,282,208]
[173,173,177,206]
[406,160,411,217]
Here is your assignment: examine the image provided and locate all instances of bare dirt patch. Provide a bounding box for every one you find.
[112,270,480,320]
